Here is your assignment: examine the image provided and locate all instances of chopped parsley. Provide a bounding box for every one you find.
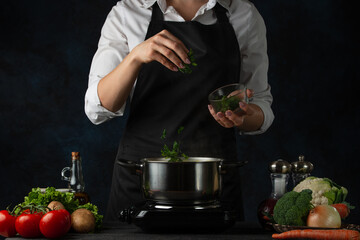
[160,127,188,162]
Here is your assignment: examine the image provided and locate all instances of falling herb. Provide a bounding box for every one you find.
[177,126,184,134]
[161,129,167,140]
[179,48,197,74]
[160,127,188,162]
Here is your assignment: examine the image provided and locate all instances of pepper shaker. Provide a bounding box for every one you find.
[291,155,314,187]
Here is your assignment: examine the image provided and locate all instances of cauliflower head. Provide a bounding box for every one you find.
[293,176,348,206]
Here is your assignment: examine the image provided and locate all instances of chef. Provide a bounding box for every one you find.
[85,0,274,222]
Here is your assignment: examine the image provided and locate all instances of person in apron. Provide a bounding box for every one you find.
[85,0,274,222]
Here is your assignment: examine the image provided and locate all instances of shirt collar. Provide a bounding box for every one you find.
[141,0,231,11]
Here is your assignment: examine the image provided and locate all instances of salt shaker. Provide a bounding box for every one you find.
[268,159,291,199]
[257,159,291,230]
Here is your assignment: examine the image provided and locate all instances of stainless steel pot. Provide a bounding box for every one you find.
[117,157,247,205]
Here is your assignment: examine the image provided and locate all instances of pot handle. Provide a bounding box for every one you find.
[220,161,248,174]
[116,160,143,175]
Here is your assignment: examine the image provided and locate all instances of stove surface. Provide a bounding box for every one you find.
[119,201,237,233]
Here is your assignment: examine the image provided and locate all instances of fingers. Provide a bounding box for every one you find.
[208,102,252,128]
[151,51,179,72]
[149,30,190,70]
[218,112,237,128]
[208,105,239,128]
[158,30,189,60]
[208,105,226,127]
[132,29,189,71]
[246,89,254,98]
[225,110,244,126]
[228,89,241,97]
[239,101,253,115]
[228,88,254,102]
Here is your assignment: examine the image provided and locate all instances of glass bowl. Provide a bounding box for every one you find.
[208,83,248,113]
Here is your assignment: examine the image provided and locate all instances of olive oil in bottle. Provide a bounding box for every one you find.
[61,152,90,205]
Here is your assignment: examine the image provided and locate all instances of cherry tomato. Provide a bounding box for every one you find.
[39,209,71,238]
[0,210,17,237]
[15,211,43,238]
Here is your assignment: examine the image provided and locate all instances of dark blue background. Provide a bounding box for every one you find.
[1,0,359,225]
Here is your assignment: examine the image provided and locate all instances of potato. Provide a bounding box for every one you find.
[71,209,95,233]
[47,201,65,211]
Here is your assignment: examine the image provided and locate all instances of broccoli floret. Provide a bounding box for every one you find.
[284,207,303,226]
[273,189,313,226]
[295,190,313,216]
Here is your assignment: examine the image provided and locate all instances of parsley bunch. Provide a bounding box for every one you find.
[160,127,188,162]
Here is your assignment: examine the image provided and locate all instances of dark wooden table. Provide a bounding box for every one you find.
[5,221,276,240]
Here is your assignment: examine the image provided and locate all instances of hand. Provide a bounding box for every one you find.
[208,89,254,128]
[130,29,190,71]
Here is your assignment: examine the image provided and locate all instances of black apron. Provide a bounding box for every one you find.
[105,2,244,222]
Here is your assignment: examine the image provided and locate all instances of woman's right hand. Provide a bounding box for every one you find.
[96,30,190,113]
[130,29,191,71]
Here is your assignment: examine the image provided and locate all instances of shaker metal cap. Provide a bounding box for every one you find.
[269,159,291,173]
[291,155,313,174]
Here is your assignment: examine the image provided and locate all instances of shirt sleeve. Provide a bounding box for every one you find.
[84,2,129,125]
[236,3,274,135]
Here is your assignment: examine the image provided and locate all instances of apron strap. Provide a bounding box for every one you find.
[214,3,229,23]
[151,2,229,23]
[151,2,164,21]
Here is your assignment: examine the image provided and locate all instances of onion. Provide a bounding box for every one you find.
[307,205,341,228]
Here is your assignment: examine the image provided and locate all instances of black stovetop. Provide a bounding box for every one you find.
[119,201,237,233]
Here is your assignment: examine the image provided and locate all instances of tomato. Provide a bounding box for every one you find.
[58,209,72,230]
[0,210,17,237]
[39,209,71,238]
[15,211,43,238]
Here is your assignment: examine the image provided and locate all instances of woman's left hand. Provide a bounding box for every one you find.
[208,89,255,128]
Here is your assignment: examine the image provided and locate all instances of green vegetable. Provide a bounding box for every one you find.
[16,187,103,232]
[214,95,241,113]
[179,48,197,74]
[293,176,348,206]
[16,187,78,213]
[160,127,188,162]
[273,189,313,226]
[160,129,167,140]
[177,126,184,134]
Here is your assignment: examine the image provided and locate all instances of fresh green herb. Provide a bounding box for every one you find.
[213,95,241,113]
[161,129,167,140]
[179,48,197,74]
[16,187,103,232]
[177,126,184,134]
[160,127,188,162]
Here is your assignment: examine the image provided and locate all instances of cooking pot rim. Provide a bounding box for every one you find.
[141,157,223,163]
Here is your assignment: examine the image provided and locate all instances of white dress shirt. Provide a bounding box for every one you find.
[85,0,274,134]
